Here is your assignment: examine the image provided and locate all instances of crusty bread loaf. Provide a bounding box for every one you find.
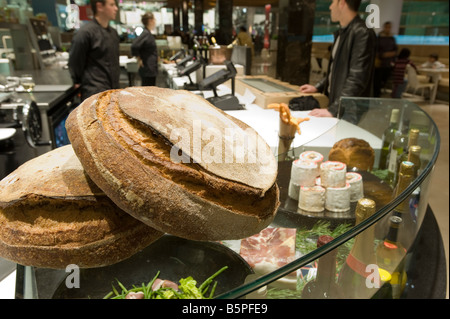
[0,145,163,269]
[328,138,375,171]
[66,87,280,241]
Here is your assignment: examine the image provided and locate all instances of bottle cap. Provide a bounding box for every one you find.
[390,109,399,123]
[317,235,334,248]
[399,161,415,176]
[378,268,392,283]
[394,162,415,210]
[409,145,421,154]
[389,215,403,227]
[355,198,376,223]
[408,129,420,146]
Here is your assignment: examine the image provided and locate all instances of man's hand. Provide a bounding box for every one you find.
[299,84,318,93]
[308,108,333,117]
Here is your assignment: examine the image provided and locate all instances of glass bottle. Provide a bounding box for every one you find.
[302,235,341,299]
[376,215,407,299]
[338,198,380,299]
[421,124,436,167]
[407,145,422,178]
[379,109,399,170]
[371,268,393,299]
[386,125,408,186]
[392,161,416,249]
[394,129,419,185]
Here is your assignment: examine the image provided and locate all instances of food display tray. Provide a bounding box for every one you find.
[273,160,393,229]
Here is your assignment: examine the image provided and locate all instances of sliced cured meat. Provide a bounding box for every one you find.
[240,227,297,277]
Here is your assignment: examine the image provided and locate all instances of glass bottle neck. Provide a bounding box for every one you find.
[384,225,399,248]
[350,225,376,265]
[316,250,338,285]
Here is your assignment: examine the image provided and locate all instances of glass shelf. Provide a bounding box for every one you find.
[216,97,440,299]
[15,98,441,299]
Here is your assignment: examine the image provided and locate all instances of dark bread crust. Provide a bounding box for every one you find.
[0,145,163,269]
[328,138,375,171]
[66,88,280,241]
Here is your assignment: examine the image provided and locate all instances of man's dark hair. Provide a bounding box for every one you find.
[429,53,439,61]
[398,48,411,59]
[344,0,362,12]
[142,12,154,26]
[91,0,106,16]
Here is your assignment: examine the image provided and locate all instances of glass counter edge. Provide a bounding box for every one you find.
[216,98,442,299]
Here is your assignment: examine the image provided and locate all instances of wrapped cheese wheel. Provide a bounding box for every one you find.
[290,159,319,187]
[325,183,351,212]
[320,161,347,188]
[346,172,364,202]
[299,186,326,212]
[299,151,324,166]
[288,181,300,200]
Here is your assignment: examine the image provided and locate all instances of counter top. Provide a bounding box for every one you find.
[9,69,73,86]
[1,69,76,110]
[211,85,382,158]
[159,67,381,159]
[1,69,78,113]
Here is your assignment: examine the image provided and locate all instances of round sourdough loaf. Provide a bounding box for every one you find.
[66,87,280,241]
[328,138,375,171]
[0,145,163,269]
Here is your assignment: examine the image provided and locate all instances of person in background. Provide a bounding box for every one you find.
[421,53,446,69]
[391,48,417,98]
[299,0,376,122]
[68,0,120,102]
[374,21,398,97]
[236,26,254,56]
[131,12,158,86]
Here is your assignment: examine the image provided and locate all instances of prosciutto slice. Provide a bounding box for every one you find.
[240,227,297,277]
[152,278,179,291]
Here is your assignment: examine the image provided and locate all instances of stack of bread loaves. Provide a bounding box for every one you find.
[0,87,280,269]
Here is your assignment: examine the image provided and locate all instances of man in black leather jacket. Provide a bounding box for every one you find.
[300,0,376,123]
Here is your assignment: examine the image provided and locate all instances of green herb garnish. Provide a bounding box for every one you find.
[104,266,228,299]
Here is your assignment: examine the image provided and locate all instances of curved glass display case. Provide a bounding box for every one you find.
[217,97,442,299]
[14,97,443,299]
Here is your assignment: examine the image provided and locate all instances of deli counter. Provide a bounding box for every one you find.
[0,88,446,299]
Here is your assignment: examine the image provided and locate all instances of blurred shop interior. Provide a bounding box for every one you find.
[0,0,449,300]
[0,0,448,206]
[0,1,448,80]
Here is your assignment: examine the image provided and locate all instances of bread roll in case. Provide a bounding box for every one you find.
[328,138,375,171]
